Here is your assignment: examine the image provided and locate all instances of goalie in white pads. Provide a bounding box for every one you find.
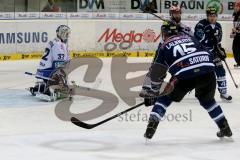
[29,25,71,101]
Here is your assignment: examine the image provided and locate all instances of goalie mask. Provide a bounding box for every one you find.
[56,25,71,42]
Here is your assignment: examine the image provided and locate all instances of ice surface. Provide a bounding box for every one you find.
[0,58,239,160]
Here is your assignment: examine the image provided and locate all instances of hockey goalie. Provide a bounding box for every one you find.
[28,25,71,102]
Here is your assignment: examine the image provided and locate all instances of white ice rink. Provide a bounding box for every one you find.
[0,58,239,160]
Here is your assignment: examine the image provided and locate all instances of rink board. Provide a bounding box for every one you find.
[0,19,235,61]
[0,51,234,61]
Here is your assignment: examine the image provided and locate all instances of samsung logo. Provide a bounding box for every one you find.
[0,32,48,44]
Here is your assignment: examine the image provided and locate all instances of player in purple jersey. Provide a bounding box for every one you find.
[140,21,232,140]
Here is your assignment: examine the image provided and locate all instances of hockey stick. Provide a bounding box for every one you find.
[71,102,145,129]
[25,72,55,81]
[215,44,239,89]
[140,2,167,21]
[25,72,36,76]
[223,60,239,88]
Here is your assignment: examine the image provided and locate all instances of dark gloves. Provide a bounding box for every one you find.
[217,46,227,60]
[144,97,157,107]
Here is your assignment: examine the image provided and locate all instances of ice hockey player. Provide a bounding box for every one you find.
[232,1,240,68]
[194,7,232,102]
[168,5,193,36]
[29,25,71,101]
[141,5,193,105]
[140,21,232,140]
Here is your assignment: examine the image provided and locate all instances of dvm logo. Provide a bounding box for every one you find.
[79,0,104,9]
[131,0,157,10]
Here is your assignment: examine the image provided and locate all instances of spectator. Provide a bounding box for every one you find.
[232,0,240,68]
[42,0,61,12]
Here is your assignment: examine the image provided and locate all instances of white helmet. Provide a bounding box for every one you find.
[56,25,71,41]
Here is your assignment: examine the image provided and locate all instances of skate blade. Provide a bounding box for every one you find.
[220,98,232,103]
[145,138,150,145]
[144,137,151,145]
[218,136,234,142]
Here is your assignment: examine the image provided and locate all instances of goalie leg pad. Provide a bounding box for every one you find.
[48,68,67,87]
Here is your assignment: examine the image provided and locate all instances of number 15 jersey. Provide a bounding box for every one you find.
[155,35,215,80]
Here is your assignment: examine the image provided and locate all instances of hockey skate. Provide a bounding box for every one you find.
[144,115,159,139]
[217,119,233,138]
[35,86,69,102]
[29,87,37,96]
[234,64,240,69]
[28,80,48,96]
[220,94,232,102]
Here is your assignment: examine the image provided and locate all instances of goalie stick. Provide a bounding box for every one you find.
[71,102,144,129]
[25,72,55,81]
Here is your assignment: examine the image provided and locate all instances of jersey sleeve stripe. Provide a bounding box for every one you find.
[174,63,215,76]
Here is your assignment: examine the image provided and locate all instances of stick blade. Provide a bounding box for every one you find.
[71,117,95,129]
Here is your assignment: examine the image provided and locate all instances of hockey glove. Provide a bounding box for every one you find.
[144,97,157,107]
[217,47,227,60]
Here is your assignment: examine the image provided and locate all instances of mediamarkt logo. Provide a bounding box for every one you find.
[98,28,160,43]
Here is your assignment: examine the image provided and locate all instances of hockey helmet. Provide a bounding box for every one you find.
[206,6,218,16]
[161,21,179,37]
[56,25,71,41]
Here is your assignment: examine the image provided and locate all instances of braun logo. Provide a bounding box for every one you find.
[79,0,104,9]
